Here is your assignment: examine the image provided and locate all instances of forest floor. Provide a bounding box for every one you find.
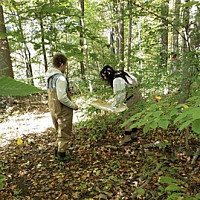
[0,94,200,200]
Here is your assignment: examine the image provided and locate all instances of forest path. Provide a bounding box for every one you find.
[0,103,86,147]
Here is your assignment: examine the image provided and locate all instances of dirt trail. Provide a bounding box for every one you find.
[0,111,84,147]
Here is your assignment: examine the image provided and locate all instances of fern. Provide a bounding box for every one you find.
[0,76,44,96]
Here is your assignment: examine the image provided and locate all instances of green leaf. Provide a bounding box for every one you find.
[161,115,171,120]
[0,175,5,180]
[121,119,130,127]
[174,113,187,124]
[192,119,200,134]
[179,120,193,131]
[143,124,150,133]
[153,111,163,117]
[166,193,183,200]
[159,176,177,184]
[0,77,44,97]
[195,193,200,199]
[129,122,140,129]
[165,183,181,192]
[192,108,200,120]
[150,121,157,129]
[0,180,3,189]
[137,188,145,195]
[158,120,169,130]
[170,108,179,117]
[149,104,157,110]
[0,175,5,189]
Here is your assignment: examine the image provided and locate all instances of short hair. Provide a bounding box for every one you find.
[53,53,67,68]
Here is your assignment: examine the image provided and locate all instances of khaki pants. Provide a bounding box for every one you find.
[48,89,73,153]
[125,88,143,132]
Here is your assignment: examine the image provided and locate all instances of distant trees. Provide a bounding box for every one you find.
[0,0,198,102]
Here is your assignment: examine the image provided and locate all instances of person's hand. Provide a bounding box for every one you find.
[74,105,78,110]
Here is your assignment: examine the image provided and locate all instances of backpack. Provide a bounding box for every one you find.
[47,73,69,92]
[114,71,137,87]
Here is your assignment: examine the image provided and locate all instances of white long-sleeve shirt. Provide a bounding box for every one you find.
[113,74,138,107]
[46,68,76,109]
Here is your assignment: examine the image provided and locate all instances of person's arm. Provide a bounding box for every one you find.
[56,76,77,109]
[113,77,126,107]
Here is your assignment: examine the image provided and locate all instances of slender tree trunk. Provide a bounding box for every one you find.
[190,6,200,49]
[16,11,34,85]
[113,0,119,62]
[179,0,191,103]
[79,0,85,79]
[171,0,181,73]
[160,0,169,68]
[172,0,181,54]
[138,22,143,71]
[110,28,115,54]
[0,5,14,78]
[127,0,132,72]
[39,16,48,72]
[119,0,125,70]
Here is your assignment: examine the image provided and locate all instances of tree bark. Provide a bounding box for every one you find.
[179,0,191,104]
[113,0,119,61]
[172,0,181,54]
[119,0,125,70]
[39,16,48,72]
[127,0,132,72]
[79,0,85,79]
[16,11,34,85]
[160,0,169,68]
[0,5,14,78]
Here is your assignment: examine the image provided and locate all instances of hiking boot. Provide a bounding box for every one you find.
[56,152,70,162]
[130,132,137,140]
[54,147,58,157]
[132,128,138,133]
[120,135,132,145]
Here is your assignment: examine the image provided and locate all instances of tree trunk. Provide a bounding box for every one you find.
[119,0,125,70]
[127,0,132,72]
[109,28,115,54]
[160,0,169,68]
[172,0,181,54]
[138,22,143,71]
[113,0,119,62]
[179,0,191,104]
[16,11,34,85]
[0,5,14,78]
[79,0,85,79]
[39,16,48,72]
[171,0,181,73]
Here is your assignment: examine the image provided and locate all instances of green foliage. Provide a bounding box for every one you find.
[76,112,120,142]
[0,175,5,189]
[122,93,200,137]
[0,77,44,97]
[158,176,183,199]
[157,176,200,199]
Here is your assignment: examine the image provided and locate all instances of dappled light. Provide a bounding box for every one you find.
[0,0,200,199]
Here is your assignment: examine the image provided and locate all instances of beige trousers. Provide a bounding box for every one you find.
[125,88,143,132]
[48,89,73,153]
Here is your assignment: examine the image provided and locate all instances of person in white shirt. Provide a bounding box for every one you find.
[100,65,142,145]
[46,53,78,161]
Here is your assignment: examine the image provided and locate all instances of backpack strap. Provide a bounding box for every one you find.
[47,73,70,93]
[47,73,63,89]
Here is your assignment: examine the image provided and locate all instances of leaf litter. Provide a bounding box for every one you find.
[0,94,200,199]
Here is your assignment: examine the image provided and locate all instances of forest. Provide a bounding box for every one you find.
[0,0,200,199]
